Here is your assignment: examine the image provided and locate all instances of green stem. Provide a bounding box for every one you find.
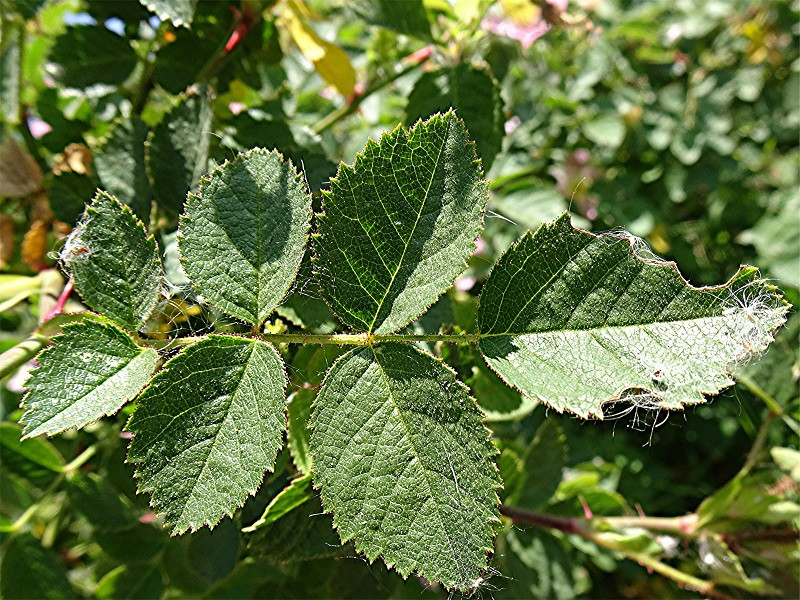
[130,20,171,116]
[0,334,47,379]
[37,270,66,324]
[0,274,42,302]
[604,513,699,536]
[312,52,432,135]
[737,410,778,478]
[734,373,783,415]
[64,444,97,473]
[141,331,481,349]
[130,57,156,116]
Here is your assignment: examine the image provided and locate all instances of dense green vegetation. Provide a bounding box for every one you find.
[0,1,797,598]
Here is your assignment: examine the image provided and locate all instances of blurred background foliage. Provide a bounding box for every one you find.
[0,0,798,598]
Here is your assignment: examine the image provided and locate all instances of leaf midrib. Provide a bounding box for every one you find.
[372,348,466,583]
[172,343,256,530]
[367,118,451,333]
[28,348,155,436]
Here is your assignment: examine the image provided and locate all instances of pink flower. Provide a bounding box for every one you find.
[481,15,550,48]
[228,102,245,115]
[504,116,521,135]
[455,275,476,292]
[481,0,568,48]
[27,117,52,139]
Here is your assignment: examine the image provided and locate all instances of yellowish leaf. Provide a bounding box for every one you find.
[0,215,14,268]
[283,0,356,97]
[21,220,48,270]
[53,143,93,175]
[0,139,43,198]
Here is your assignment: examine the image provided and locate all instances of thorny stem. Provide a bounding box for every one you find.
[40,277,72,324]
[140,331,482,349]
[499,506,730,599]
[312,47,433,134]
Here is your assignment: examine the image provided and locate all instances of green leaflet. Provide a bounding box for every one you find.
[93,116,154,223]
[62,192,161,331]
[350,0,431,38]
[739,189,800,289]
[314,112,487,334]
[66,472,139,531]
[287,388,314,474]
[0,422,63,488]
[20,320,158,438]
[95,565,164,600]
[0,533,73,599]
[140,0,197,27]
[514,419,567,511]
[46,171,97,225]
[310,343,500,591]
[495,528,575,600]
[246,494,342,562]
[478,213,788,419]
[244,472,313,531]
[126,335,287,534]
[152,29,217,95]
[146,87,212,213]
[46,25,137,89]
[406,65,505,172]
[179,149,312,326]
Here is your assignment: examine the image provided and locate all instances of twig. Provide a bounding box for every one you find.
[499,505,730,599]
[0,334,47,379]
[40,278,73,324]
[737,410,779,478]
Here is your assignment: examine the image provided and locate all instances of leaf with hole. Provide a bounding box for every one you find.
[477,213,788,418]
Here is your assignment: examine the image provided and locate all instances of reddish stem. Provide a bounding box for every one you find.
[42,279,74,323]
[498,505,585,535]
[404,45,433,65]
